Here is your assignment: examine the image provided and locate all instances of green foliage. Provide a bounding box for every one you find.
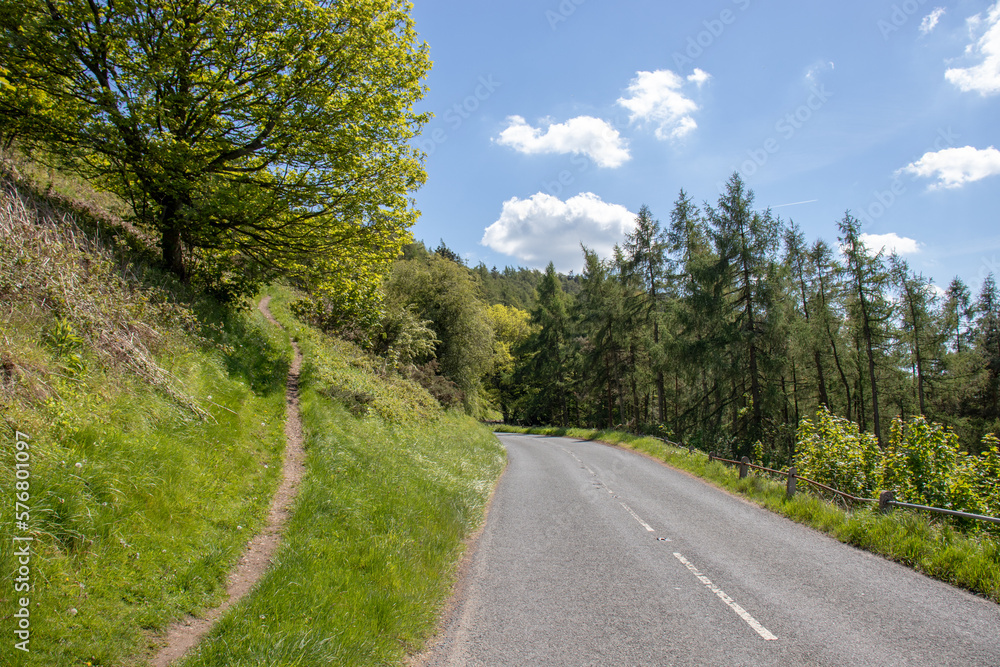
[796,407,882,498]
[0,0,429,292]
[972,435,1000,516]
[266,285,442,423]
[43,317,86,375]
[384,253,494,415]
[375,303,440,370]
[883,416,966,509]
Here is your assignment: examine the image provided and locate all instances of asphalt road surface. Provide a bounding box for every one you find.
[415,433,1000,666]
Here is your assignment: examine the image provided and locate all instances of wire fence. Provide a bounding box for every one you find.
[705,451,1000,526]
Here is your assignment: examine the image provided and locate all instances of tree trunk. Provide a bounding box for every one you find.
[814,350,829,408]
[161,225,187,281]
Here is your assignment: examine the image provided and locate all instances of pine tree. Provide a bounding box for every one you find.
[623,204,668,423]
[707,173,782,453]
[839,212,892,446]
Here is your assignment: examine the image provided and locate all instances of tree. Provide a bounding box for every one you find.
[784,221,829,410]
[944,277,974,354]
[485,303,531,422]
[384,254,494,415]
[975,274,1000,421]
[889,254,940,416]
[707,173,783,453]
[839,212,892,446]
[0,0,430,290]
[519,262,573,425]
[623,204,668,422]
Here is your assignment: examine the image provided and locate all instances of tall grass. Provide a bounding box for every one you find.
[1,167,292,666]
[177,291,506,666]
[496,425,1000,603]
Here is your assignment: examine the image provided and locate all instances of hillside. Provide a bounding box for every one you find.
[0,163,504,666]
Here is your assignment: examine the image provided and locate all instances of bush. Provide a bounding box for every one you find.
[883,416,969,510]
[795,407,882,498]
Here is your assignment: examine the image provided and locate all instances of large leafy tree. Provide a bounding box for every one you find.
[0,0,429,291]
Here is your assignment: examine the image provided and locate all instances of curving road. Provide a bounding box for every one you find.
[415,433,1000,666]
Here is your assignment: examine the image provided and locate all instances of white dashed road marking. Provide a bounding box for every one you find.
[620,502,656,532]
[673,552,778,641]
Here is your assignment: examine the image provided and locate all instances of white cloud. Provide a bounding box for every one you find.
[616,69,708,141]
[945,2,1000,95]
[687,68,712,87]
[859,232,922,257]
[899,145,1000,189]
[494,115,630,168]
[481,192,636,272]
[920,7,946,35]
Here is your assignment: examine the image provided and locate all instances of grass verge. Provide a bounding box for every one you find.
[0,300,292,667]
[1,165,294,666]
[495,425,1000,604]
[174,289,506,666]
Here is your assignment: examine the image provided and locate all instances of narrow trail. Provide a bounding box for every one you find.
[150,295,305,666]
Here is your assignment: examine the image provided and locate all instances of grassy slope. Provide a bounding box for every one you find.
[177,288,505,666]
[495,425,1000,604]
[1,168,506,665]
[0,178,292,665]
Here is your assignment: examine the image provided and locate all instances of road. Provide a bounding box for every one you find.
[414,433,1000,666]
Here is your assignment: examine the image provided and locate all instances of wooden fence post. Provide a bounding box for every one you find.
[786,466,797,499]
[879,490,895,514]
[708,451,714,462]
[739,456,750,479]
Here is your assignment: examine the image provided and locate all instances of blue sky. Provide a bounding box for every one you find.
[408,1,1000,292]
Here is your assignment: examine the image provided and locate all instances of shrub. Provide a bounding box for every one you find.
[795,406,882,498]
[883,416,968,510]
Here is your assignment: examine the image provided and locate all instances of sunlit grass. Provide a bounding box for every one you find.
[0,297,289,667]
[178,326,506,666]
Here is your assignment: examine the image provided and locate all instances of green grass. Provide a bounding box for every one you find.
[176,292,506,666]
[1,168,296,666]
[0,300,291,667]
[495,425,1000,603]
[2,165,508,665]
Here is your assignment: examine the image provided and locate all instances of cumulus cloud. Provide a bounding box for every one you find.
[859,232,922,257]
[481,192,636,272]
[899,145,1000,189]
[920,7,946,35]
[945,2,1000,95]
[494,115,630,168]
[616,69,709,141]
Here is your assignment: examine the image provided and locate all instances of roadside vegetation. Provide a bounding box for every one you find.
[177,288,504,666]
[0,166,291,665]
[495,424,1000,604]
[0,161,504,665]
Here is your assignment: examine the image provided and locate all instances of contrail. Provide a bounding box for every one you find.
[772,199,818,209]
